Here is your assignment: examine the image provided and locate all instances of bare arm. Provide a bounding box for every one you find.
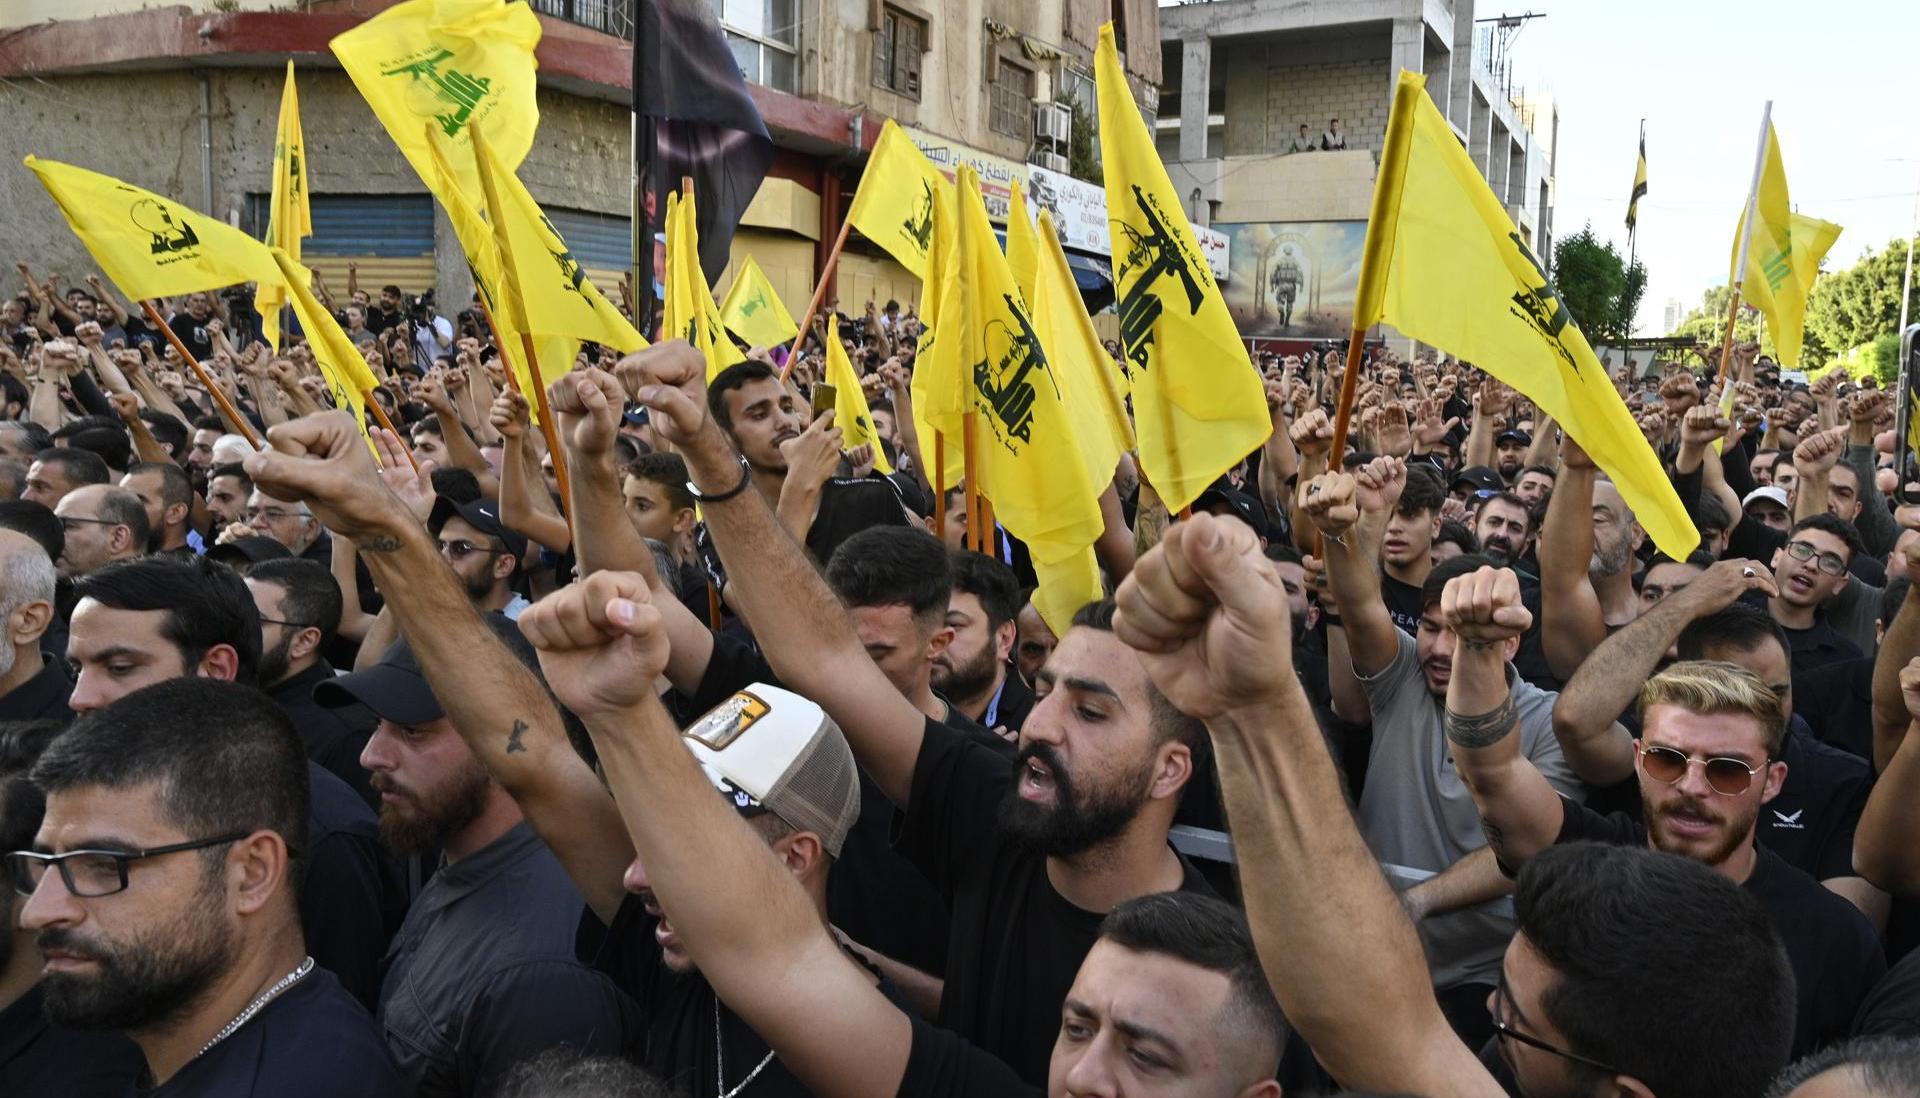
[330,533,376,643]
[1401,847,1512,921]
[1440,567,1567,872]
[1304,458,1399,678]
[1871,549,1920,772]
[620,344,929,811]
[246,419,633,925]
[1523,413,1558,470]
[1791,427,1844,525]
[521,571,921,1098]
[1856,659,1920,893]
[1536,443,1607,682]
[1113,515,1499,1097]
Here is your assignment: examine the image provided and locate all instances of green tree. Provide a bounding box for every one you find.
[1060,95,1102,184]
[1806,238,1917,355]
[1672,284,1768,350]
[1551,226,1643,342]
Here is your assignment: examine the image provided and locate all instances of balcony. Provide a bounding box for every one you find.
[527,0,632,40]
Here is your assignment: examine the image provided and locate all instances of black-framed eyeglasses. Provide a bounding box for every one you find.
[437,538,502,562]
[1783,539,1848,576]
[1491,976,1624,1077]
[257,616,313,630]
[5,831,251,898]
[57,516,122,533]
[1637,742,1769,797]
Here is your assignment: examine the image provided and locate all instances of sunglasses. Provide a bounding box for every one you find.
[1636,742,1768,796]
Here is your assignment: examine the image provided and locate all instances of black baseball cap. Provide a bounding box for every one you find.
[1495,428,1532,447]
[204,535,293,570]
[316,613,539,724]
[428,495,528,559]
[1451,465,1504,494]
[1192,480,1273,542]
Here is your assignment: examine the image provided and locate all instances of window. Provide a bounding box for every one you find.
[714,0,797,93]
[526,0,631,39]
[990,55,1034,142]
[872,6,925,100]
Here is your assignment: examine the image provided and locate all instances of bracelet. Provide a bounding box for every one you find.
[686,456,752,504]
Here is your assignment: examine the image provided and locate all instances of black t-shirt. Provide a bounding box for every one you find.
[804,476,913,566]
[1781,617,1865,676]
[1552,798,1885,1056]
[1794,656,1874,761]
[0,983,144,1098]
[166,312,216,363]
[897,1013,1042,1098]
[587,894,822,1098]
[1380,572,1423,636]
[1854,944,1920,1039]
[136,967,407,1096]
[272,661,379,809]
[900,718,1218,1085]
[1761,721,1874,884]
[302,762,408,1012]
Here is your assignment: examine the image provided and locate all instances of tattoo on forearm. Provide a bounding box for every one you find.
[1481,818,1507,858]
[358,534,403,553]
[1444,693,1518,749]
[505,719,528,754]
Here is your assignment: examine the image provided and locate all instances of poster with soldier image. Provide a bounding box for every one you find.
[1215,220,1366,338]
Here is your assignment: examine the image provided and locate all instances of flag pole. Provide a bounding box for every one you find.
[962,412,980,552]
[779,216,855,383]
[1329,322,1367,458]
[469,125,572,526]
[1899,161,1919,336]
[1718,102,1773,384]
[363,388,420,475]
[142,301,260,449]
[933,430,947,537]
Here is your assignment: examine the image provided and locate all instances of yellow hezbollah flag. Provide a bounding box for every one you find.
[1731,124,1840,369]
[332,0,540,210]
[845,119,948,280]
[823,314,892,474]
[1005,184,1040,307]
[1360,71,1696,559]
[26,156,284,303]
[952,164,1103,632]
[911,174,965,490]
[424,132,546,406]
[269,248,372,440]
[257,61,312,344]
[663,190,745,381]
[1096,23,1268,514]
[720,255,799,349]
[469,128,646,354]
[1034,209,1135,490]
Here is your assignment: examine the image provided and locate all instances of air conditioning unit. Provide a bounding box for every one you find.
[1033,102,1071,145]
[1035,151,1070,174]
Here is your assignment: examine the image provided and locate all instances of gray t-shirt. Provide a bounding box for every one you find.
[1354,630,1583,991]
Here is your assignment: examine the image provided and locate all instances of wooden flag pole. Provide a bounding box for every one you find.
[143,301,260,449]
[962,412,981,552]
[1328,323,1367,458]
[521,333,573,525]
[779,216,855,383]
[933,430,947,538]
[1718,102,1774,384]
[979,496,996,555]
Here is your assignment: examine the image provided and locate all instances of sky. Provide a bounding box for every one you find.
[1506,0,1920,334]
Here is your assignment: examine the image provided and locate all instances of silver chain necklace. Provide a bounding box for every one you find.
[713,998,775,1098]
[197,956,315,1059]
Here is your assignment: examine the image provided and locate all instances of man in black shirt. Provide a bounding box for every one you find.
[10,678,404,1095]
[938,550,1035,736]
[0,721,145,1097]
[1767,514,1866,673]
[61,556,402,1010]
[608,343,1220,1085]
[513,555,1289,1098]
[1447,569,1882,1055]
[239,413,858,1098]
[1553,563,1884,923]
[0,531,70,723]
[165,292,218,363]
[245,558,380,807]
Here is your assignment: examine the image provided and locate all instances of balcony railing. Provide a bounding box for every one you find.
[527,0,632,39]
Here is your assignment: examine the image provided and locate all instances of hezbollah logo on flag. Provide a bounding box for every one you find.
[903,180,935,253]
[130,199,203,259]
[1504,232,1578,369]
[1112,183,1207,376]
[974,294,1060,451]
[383,47,495,137]
[536,213,588,295]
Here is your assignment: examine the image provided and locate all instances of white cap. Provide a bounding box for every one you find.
[681,684,860,857]
[1743,486,1790,510]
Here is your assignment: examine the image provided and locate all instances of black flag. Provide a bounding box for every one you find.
[634,0,775,289]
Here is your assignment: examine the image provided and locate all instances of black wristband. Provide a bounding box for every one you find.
[686,455,752,504]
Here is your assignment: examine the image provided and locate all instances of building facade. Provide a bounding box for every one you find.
[0,0,1164,328]
[1153,0,1556,347]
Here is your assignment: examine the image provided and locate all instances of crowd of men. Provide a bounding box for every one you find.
[2,265,1920,1098]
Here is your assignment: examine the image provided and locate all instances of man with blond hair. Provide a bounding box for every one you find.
[1435,564,1883,1055]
